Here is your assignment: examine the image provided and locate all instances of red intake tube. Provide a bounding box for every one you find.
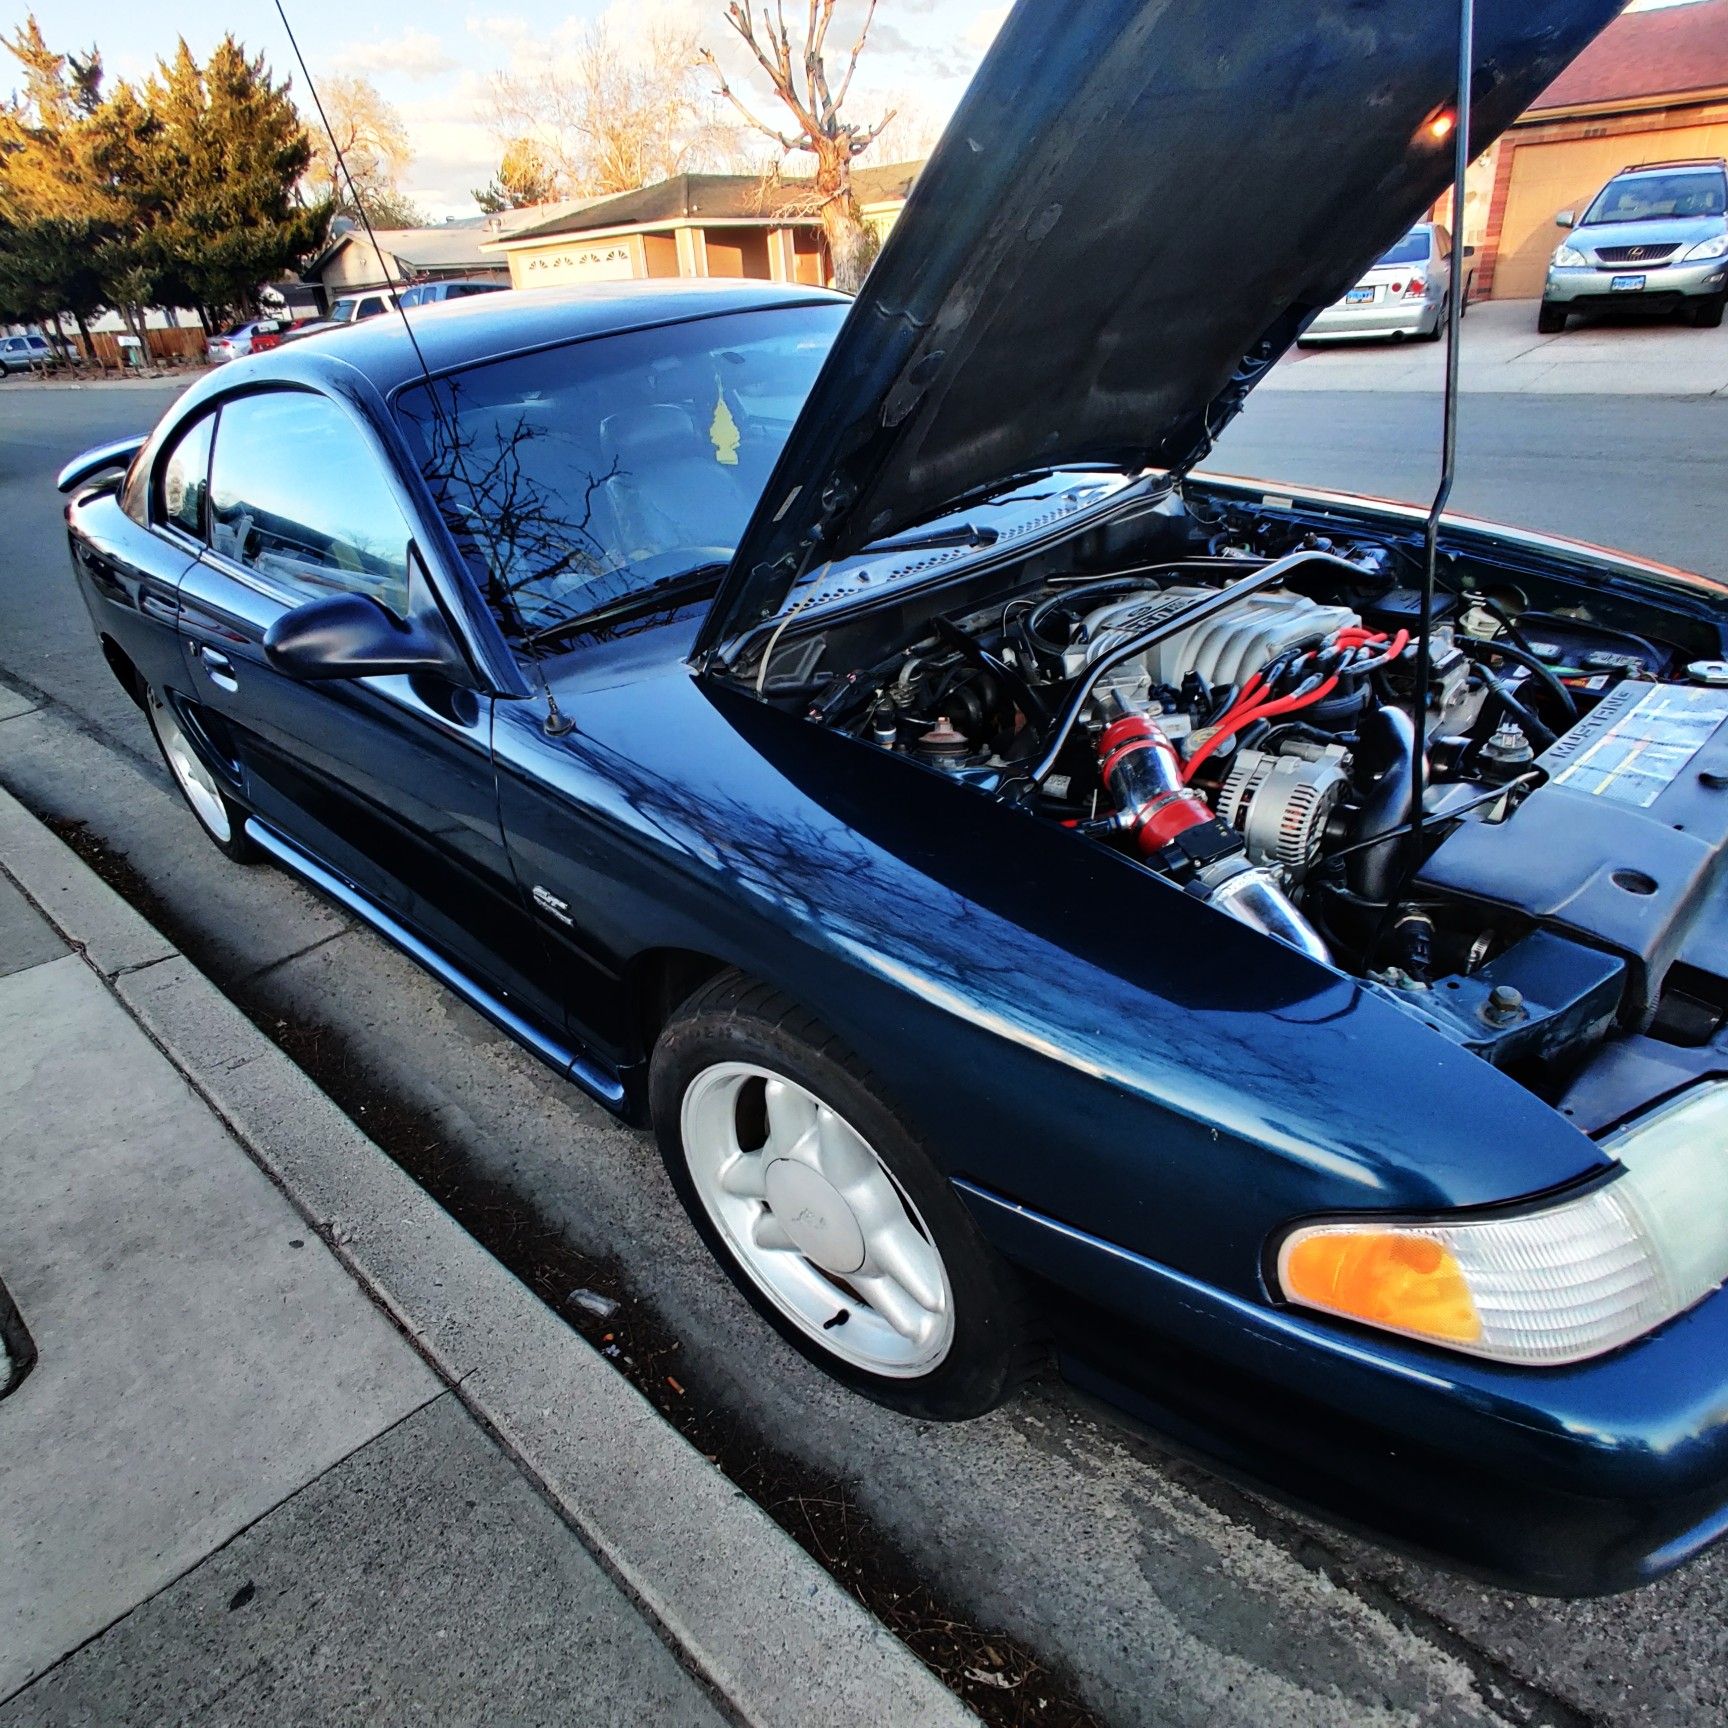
[1096,714,1213,854]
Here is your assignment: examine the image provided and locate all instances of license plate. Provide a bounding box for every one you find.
[1610,274,1646,292]
[1345,288,1374,304]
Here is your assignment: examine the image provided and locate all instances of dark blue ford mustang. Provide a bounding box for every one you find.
[60,0,1728,1595]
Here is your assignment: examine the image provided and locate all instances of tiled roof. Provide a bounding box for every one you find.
[1530,0,1728,113]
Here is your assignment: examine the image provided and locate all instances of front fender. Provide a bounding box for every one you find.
[503,654,1610,1299]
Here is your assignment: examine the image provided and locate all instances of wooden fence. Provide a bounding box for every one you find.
[74,327,207,369]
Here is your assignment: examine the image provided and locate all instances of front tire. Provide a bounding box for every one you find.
[1693,292,1726,329]
[650,973,1038,1419]
[144,689,256,863]
[1537,299,1568,334]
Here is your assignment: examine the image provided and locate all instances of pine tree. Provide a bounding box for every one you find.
[1,19,328,345]
[129,39,327,326]
[0,16,114,349]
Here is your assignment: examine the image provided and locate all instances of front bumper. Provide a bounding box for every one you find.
[1303,296,1440,340]
[1546,258,1727,307]
[960,1180,1728,1594]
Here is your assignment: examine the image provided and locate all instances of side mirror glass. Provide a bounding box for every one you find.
[1463,244,1477,257]
[264,591,463,683]
[1555,211,1576,229]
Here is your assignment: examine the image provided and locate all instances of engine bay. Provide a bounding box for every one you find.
[745,486,1728,1097]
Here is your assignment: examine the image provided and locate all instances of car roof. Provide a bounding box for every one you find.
[1614,158,1728,178]
[201,279,848,398]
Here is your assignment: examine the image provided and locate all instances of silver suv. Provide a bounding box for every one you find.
[1540,158,1728,332]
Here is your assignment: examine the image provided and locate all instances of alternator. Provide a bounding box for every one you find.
[1216,744,1350,878]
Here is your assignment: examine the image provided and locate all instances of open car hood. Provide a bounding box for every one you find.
[697,0,1621,658]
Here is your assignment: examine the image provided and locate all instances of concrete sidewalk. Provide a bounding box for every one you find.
[1265,296,1728,396]
[0,793,971,1726]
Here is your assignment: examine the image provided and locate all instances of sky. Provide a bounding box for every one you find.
[29,0,1011,220]
[20,0,1707,222]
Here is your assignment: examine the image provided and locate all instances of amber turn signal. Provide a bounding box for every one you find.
[1279,1228,1482,1346]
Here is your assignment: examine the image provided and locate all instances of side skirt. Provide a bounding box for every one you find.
[244,817,628,1112]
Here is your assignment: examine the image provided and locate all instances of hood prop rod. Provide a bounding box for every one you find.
[1411,0,1476,857]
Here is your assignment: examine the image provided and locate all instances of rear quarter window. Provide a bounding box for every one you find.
[154,414,215,540]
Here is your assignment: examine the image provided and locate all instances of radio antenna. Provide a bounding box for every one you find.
[1410,0,1474,855]
[271,0,576,738]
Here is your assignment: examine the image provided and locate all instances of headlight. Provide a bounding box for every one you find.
[1552,244,1588,268]
[1682,234,1728,263]
[1275,1084,1728,1365]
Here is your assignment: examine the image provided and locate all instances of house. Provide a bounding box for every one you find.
[300,202,600,310]
[487,162,924,290]
[1475,0,1728,298]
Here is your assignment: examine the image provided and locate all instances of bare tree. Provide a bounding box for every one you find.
[473,137,559,212]
[485,23,728,199]
[868,95,945,168]
[304,74,421,227]
[701,1,893,293]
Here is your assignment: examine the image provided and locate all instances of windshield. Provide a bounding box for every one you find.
[1376,230,1430,267]
[396,302,847,638]
[1584,170,1726,225]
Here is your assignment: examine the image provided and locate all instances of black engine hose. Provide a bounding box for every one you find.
[1457,636,1578,723]
[1023,576,1166,660]
[1348,705,1423,904]
[931,616,1051,729]
[1476,670,1560,750]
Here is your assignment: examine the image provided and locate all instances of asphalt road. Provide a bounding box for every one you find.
[5,377,1726,1728]
[1214,388,1725,575]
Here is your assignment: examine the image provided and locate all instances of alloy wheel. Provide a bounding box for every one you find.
[680,1062,955,1377]
[148,692,233,844]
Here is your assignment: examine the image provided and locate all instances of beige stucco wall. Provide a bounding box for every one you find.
[321,239,406,294]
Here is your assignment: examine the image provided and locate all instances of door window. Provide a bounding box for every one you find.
[155,413,215,539]
[208,391,413,614]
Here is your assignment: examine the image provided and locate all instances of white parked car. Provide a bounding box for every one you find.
[205,320,290,364]
[0,332,62,375]
[1300,223,1472,344]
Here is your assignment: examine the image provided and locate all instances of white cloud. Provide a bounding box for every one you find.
[336,27,458,83]
[965,3,1011,52]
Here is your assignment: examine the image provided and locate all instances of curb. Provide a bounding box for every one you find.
[0,783,975,1728]
[0,373,201,390]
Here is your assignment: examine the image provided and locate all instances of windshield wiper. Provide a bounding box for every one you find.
[525,563,729,648]
[868,523,1001,555]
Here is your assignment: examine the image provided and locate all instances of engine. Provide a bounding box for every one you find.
[776,502,1728,1089]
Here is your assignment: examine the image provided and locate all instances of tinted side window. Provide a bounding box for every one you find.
[208,392,412,614]
[156,414,215,539]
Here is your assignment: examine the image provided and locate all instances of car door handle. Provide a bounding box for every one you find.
[194,644,239,691]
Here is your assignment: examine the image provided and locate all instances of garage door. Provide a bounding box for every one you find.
[1494,124,1728,300]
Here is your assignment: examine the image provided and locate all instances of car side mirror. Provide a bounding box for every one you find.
[264,591,465,682]
[1463,244,1477,257]
[1555,211,1576,229]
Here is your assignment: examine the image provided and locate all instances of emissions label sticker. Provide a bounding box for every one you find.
[1546,682,1728,808]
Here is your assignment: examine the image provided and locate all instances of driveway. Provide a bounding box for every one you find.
[1269,296,1728,396]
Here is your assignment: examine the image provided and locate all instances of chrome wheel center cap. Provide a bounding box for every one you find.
[763,1159,865,1273]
